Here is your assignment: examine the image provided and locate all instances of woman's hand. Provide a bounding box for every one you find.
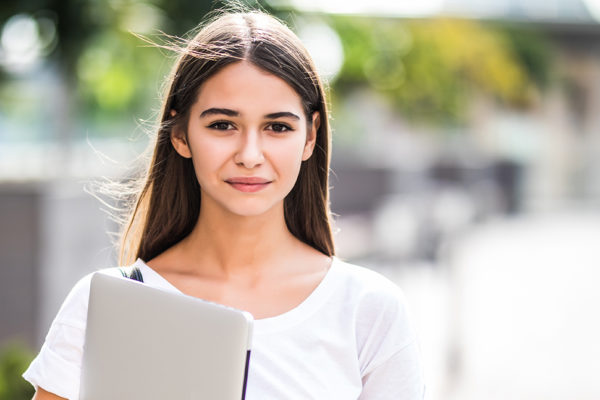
[32,387,67,400]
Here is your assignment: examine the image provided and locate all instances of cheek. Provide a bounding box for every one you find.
[269,138,306,179]
[188,137,232,181]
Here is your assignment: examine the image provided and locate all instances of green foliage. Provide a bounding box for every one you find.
[501,25,554,88]
[331,16,553,125]
[0,343,35,400]
[75,29,166,121]
[0,2,553,132]
[0,0,273,134]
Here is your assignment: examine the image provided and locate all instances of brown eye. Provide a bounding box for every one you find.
[269,123,292,133]
[208,121,234,130]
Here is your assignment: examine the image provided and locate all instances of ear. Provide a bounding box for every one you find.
[302,112,320,161]
[169,111,192,159]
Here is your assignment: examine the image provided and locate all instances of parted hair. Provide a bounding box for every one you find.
[119,10,334,264]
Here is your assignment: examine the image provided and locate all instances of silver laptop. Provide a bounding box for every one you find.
[80,272,253,400]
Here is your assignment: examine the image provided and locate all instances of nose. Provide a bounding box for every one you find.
[234,129,264,168]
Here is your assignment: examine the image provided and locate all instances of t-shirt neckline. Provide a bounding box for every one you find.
[133,257,342,335]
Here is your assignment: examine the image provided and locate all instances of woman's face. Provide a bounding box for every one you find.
[171,61,318,219]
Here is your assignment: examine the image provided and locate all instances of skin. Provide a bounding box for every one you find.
[32,387,66,400]
[34,61,331,399]
[152,61,331,318]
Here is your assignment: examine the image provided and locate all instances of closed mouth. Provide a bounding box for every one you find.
[225,177,272,184]
[225,177,272,193]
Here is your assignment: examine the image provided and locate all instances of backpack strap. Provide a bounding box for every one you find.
[119,266,144,283]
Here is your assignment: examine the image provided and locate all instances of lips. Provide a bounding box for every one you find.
[225,177,272,192]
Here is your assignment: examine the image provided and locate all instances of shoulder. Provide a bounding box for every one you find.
[22,266,134,398]
[331,257,417,355]
[332,257,408,310]
[52,266,133,327]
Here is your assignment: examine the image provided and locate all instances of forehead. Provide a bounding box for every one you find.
[193,61,304,116]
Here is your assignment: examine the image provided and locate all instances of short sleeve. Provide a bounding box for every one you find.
[359,340,425,399]
[352,266,425,399]
[22,272,94,400]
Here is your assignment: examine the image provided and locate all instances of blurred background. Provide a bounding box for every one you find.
[1,0,600,398]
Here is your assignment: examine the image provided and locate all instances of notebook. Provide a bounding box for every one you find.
[80,272,253,400]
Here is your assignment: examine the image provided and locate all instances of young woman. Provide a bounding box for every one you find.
[24,10,424,400]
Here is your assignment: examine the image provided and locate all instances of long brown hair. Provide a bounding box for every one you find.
[120,11,334,264]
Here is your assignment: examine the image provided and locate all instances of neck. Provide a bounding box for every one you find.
[180,200,297,278]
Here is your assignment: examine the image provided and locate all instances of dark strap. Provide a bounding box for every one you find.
[119,266,144,283]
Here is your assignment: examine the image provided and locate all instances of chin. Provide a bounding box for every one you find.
[221,200,283,219]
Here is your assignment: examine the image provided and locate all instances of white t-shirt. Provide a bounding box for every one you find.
[23,257,425,399]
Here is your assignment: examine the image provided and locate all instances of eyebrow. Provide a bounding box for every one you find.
[200,108,239,118]
[200,108,300,120]
[264,112,300,120]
